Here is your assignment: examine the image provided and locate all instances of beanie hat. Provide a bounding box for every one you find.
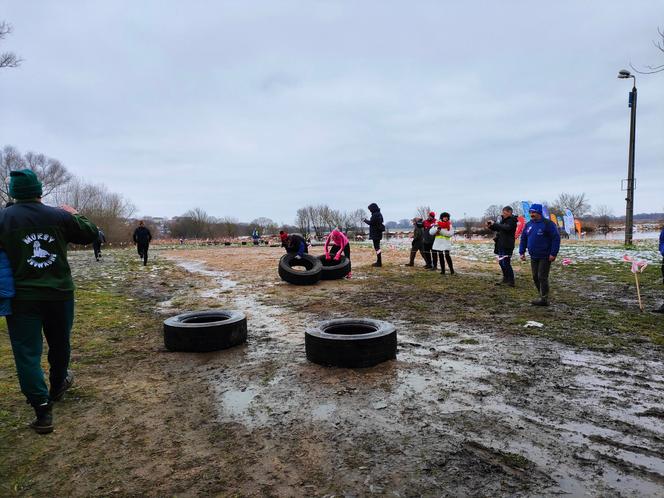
[529,203,543,215]
[279,231,288,242]
[9,169,43,200]
[428,211,436,218]
[440,212,450,220]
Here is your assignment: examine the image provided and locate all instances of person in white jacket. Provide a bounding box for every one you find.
[430,212,455,275]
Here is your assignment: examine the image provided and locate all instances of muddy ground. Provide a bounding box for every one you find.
[1,242,663,497]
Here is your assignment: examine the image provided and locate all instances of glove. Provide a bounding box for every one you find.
[295,255,302,260]
[325,255,331,260]
[334,255,341,261]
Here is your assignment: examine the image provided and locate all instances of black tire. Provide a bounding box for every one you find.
[305,318,397,368]
[278,254,322,285]
[164,310,247,352]
[317,255,351,280]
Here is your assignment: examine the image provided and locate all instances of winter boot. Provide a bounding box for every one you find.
[531,296,549,306]
[405,250,416,266]
[50,370,74,402]
[372,253,382,267]
[30,402,53,434]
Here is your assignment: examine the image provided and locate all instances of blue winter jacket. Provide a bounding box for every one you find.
[519,219,561,259]
[0,250,15,315]
[659,227,664,256]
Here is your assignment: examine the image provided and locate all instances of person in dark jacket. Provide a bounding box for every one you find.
[421,211,437,270]
[363,203,384,267]
[405,217,425,267]
[280,231,308,258]
[132,221,152,266]
[488,206,518,287]
[0,170,98,434]
[519,204,561,306]
[92,228,106,261]
[654,226,664,313]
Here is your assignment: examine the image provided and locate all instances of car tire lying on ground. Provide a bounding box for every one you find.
[305,318,397,368]
[278,254,322,285]
[164,310,247,352]
[317,255,351,280]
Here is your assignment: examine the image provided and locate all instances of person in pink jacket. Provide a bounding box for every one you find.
[324,228,352,278]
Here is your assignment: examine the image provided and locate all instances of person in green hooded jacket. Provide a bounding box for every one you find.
[0,170,98,434]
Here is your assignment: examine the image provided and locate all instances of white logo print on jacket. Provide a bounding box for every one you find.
[23,233,58,268]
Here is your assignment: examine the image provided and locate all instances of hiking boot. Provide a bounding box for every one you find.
[371,262,382,267]
[50,370,74,402]
[531,297,549,306]
[652,303,664,314]
[505,281,515,287]
[30,402,53,434]
[404,263,414,267]
[495,280,507,286]
[423,265,432,269]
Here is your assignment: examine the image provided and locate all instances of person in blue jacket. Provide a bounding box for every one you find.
[654,226,664,313]
[0,249,15,316]
[519,204,560,306]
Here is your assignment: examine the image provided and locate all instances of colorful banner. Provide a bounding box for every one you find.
[521,201,531,223]
[550,213,558,226]
[564,209,575,236]
[574,219,582,236]
[542,204,550,219]
[515,216,526,239]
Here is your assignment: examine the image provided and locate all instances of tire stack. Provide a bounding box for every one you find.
[278,254,351,285]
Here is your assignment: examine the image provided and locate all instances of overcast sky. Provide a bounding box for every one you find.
[1,1,662,223]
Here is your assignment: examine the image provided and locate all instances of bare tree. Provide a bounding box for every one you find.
[415,205,432,219]
[52,178,135,243]
[483,204,502,221]
[630,26,664,74]
[1,145,72,203]
[593,205,614,237]
[509,201,524,217]
[0,22,22,69]
[219,216,239,239]
[551,193,591,217]
[250,217,277,236]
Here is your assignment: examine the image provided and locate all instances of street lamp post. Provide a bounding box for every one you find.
[617,69,637,246]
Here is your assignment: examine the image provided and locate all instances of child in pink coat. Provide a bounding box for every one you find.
[324,229,352,278]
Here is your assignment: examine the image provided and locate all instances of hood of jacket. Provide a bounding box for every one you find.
[368,203,380,213]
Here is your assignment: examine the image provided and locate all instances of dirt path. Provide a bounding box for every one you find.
[157,244,664,497]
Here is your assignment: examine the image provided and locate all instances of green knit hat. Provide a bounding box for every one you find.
[9,169,43,200]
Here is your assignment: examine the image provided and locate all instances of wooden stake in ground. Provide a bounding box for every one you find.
[622,254,647,312]
[634,271,644,312]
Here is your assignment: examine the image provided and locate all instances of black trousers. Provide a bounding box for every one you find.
[422,242,436,267]
[137,243,149,265]
[93,243,102,260]
[330,244,351,259]
[530,258,552,297]
[438,250,454,273]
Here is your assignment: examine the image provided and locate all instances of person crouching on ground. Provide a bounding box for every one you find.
[519,203,560,306]
[431,212,455,275]
[281,231,308,259]
[405,217,425,267]
[363,203,385,267]
[422,211,437,270]
[488,206,518,287]
[0,169,99,434]
[324,228,352,279]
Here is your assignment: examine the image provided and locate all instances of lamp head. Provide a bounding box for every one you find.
[617,69,632,79]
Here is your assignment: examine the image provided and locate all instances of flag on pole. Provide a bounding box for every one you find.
[521,201,531,222]
[564,209,575,236]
